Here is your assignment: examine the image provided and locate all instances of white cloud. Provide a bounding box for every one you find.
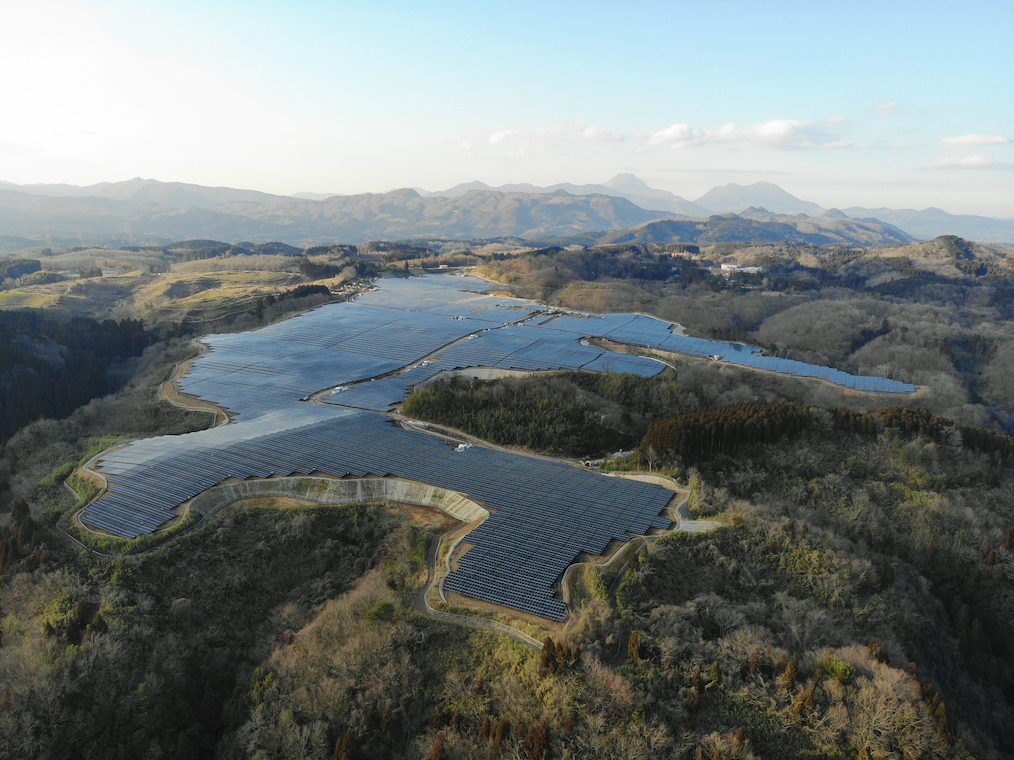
[826,115,848,124]
[580,126,623,142]
[939,133,1010,147]
[875,101,897,117]
[923,155,1012,169]
[856,141,906,149]
[822,140,853,149]
[649,122,704,147]
[487,123,624,154]
[650,118,840,150]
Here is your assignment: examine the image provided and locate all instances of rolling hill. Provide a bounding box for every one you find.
[0,177,289,208]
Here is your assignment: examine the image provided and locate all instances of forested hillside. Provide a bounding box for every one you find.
[400,367,1014,758]
[0,311,149,441]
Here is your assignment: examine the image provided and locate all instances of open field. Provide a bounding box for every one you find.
[0,290,62,308]
[134,269,305,321]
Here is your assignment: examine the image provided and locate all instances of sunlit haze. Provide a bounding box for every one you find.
[2,0,1012,216]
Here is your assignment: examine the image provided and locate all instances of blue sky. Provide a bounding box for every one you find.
[1,0,1011,215]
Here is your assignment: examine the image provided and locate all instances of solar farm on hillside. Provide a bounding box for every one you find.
[80,274,916,620]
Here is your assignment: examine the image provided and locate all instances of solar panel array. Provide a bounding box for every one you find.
[80,274,916,619]
[84,409,671,619]
[595,318,917,394]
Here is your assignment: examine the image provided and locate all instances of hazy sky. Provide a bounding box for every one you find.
[1,0,1012,215]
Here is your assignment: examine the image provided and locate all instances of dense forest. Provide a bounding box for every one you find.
[401,374,641,456]
[165,240,304,262]
[299,256,376,281]
[402,368,1014,463]
[0,311,150,441]
[640,402,1012,464]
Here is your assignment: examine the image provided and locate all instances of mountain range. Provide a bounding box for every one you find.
[534,208,916,248]
[0,177,287,209]
[0,176,1010,247]
[424,174,712,217]
[0,186,665,246]
[838,206,1014,243]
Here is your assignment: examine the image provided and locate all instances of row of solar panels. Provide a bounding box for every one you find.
[84,408,675,619]
[327,277,913,396]
[590,315,917,394]
[182,275,913,424]
[445,575,569,620]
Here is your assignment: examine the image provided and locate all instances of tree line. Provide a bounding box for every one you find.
[299,256,375,280]
[641,401,812,460]
[641,401,1014,465]
[403,371,1014,465]
[0,258,40,280]
[402,375,634,456]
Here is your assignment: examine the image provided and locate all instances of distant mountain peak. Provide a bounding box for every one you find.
[435,180,492,197]
[292,191,342,201]
[694,182,824,216]
[820,208,849,218]
[603,173,654,194]
[383,187,422,200]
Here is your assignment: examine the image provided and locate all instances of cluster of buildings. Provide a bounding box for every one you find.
[719,262,764,274]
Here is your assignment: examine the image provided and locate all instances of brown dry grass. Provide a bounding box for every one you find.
[385,501,461,531]
[159,349,229,425]
[449,541,475,572]
[228,496,321,510]
[441,589,564,636]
